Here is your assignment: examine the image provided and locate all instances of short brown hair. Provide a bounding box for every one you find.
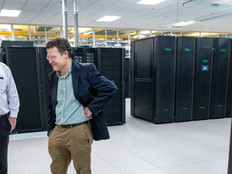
[46,37,72,58]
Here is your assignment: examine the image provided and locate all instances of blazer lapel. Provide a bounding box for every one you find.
[71,61,80,99]
[52,74,58,111]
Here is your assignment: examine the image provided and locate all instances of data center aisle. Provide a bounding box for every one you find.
[8,99,230,174]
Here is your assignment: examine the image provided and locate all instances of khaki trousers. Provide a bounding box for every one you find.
[48,122,93,174]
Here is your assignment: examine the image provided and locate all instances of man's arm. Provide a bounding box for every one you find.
[87,64,118,117]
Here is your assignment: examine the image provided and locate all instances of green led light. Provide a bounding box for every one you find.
[164,48,171,51]
[221,49,227,52]
[184,48,191,52]
[203,59,208,63]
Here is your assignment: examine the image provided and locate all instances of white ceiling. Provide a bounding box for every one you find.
[1,0,232,32]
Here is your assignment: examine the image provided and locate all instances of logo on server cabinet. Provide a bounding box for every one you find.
[164,48,171,51]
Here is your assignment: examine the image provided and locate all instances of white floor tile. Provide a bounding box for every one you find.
[162,163,217,174]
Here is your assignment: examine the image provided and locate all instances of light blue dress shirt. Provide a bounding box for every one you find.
[55,64,91,125]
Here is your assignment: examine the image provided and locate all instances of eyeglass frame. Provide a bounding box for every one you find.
[46,51,65,61]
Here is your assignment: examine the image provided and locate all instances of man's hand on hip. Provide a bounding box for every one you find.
[8,117,17,132]
[84,107,92,117]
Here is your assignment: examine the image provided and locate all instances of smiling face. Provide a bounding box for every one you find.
[47,47,70,75]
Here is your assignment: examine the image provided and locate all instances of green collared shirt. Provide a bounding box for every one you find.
[55,64,91,125]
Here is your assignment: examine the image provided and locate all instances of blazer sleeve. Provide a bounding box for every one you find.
[87,63,118,117]
[47,73,55,136]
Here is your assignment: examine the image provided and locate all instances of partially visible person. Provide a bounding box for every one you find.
[46,37,117,174]
[0,62,20,174]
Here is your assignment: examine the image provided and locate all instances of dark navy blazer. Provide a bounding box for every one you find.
[47,60,118,140]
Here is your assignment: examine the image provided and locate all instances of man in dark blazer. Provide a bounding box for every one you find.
[46,37,117,174]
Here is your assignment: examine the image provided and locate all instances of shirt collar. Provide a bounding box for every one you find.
[56,63,72,78]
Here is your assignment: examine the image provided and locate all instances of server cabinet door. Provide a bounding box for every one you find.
[226,40,232,117]
[131,41,135,116]
[85,48,97,64]
[134,81,154,121]
[228,119,232,174]
[155,36,175,123]
[134,38,153,78]
[124,58,130,98]
[36,47,53,130]
[97,48,125,125]
[193,38,214,120]
[72,47,85,62]
[175,37,195,122]
[6,47,43,132]
[211,38,230,119]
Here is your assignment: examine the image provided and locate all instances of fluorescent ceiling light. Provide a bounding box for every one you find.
[0,9,21,17]
[97,16,121,22]
[137,0,165,5]
[172,20,196,27]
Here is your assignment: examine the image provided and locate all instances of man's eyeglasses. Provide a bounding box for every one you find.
[46,52,64,61]
[46,55,56,61]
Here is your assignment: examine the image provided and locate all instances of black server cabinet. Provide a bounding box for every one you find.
[131,36,176,123]
[132,38,154,122]
[131,41,135,117]
[193,38,214,120]
[226,40,232,117]
[0,48,3,62]
[5,47,44,132]
[154,36,176,123]
[85,48,97,64]
[124,58,130,98]
[36,47,53,130]
[228,119,232,174]
[96,48,125,125]
[210,38,230,119]
[175,37,196,122]
[72,47,85,62]
[1,41,33,63]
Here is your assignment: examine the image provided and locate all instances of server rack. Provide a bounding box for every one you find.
[124,58,130,98]
[72,47,125,125]
[96,48,125,125]
[72,47,85,62]
[154,36,176,123]
[131,41,135,117]
[0,48,3,62]
[132,38,154,122]
[6,47,44,132]
[85,48,97,64]
[228,119,232,174]
[175,37,196,122]
[226,39,232,117]
[210,38,230,119]
[193,38,214,120]
[131,36,176,124]
[36,47,53,130]
[1,41,33,63]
